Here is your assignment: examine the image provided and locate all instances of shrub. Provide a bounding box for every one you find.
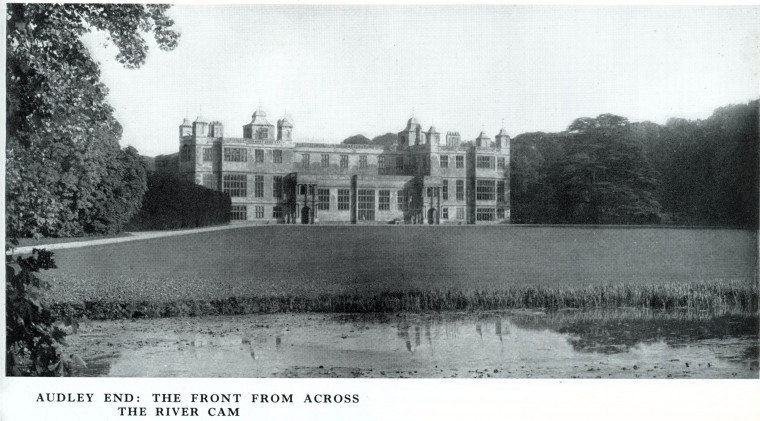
[6,249,74,376]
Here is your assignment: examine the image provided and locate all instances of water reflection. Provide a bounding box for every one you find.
[65,309,759,378]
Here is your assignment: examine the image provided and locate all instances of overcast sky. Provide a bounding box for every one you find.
[82,6,759,157]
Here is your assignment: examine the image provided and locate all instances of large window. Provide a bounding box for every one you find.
[302,154,310,168]
[224,148,247,162]
[378,156,385,169]
[317,188,330,210]
[340,155,349,168]
[477,156,494,169]
[456,180,464,201]
[321,154,330,168]
[396,156,404,170]
[442,208,449,219]
[357,189,375,221]
[476,208,496,221]
[231,205,247,221]
[456,207,464,220]
[202,173,217,190]
[273,205,283,219]
[379,190,390,211]
[497,157,506,169]
[397,190,407,211]
[255,205,264,219]
[442,180,449,200]
[273,175,283,198]
[497,181,506,202]
[273,149,282,164]
[497,208,506,219]
[455,155,464,168]
[440,155,449,168]
[255,149,264,163]
[476,180,496,201]
[337,189,350,211]
[203,148,213,162]
[359,155,368,168]
[254,175,264,198]
[223,174,247,197]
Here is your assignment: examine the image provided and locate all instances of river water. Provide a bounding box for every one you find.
[66,309,758,378]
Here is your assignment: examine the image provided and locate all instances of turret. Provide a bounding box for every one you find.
[399,117,425,147]
[193,115,208,137]
[475,131,492,148]
[243,108,275,140]
[446,131,460,147]
[495,128,510,150]
[277,116,293,141]
[209,121,224,138]
[427,126,440,146]
[179,117,192,138]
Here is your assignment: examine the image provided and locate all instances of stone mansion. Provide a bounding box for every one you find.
[155,109,510,224]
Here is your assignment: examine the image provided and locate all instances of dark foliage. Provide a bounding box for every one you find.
[6,249,77,376]
[342,134,373,145]
[127,173,232,230]
[552,114,662,224]
[511,101,759,227]
[5,4,178,376]
[371,132,399,146]
[6,4,178,239]
[635,101,759,228]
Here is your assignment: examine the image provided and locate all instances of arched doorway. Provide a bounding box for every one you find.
[427,208,436,225]
[301,206,310,224]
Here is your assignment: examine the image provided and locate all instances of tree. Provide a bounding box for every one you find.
[371,132,399,146]
[550,114,662,224]
[6,4,179,239]
[5,4,179,376]
[342,134,373,145]
[510,132,564,223]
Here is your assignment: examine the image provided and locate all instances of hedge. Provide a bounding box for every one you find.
[126,173,231,230]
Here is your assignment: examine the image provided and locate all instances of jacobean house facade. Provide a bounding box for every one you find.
[158,109,510,224]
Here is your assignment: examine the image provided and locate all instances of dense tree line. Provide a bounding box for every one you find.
[6,4,179,239]
[511,101,759,228]
[126,173,232,231]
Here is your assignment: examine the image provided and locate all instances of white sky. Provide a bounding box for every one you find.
[82,6,760,157]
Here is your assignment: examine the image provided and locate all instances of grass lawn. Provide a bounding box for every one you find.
[40,225,758,305]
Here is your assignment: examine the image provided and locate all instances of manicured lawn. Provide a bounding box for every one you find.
[40,226,758,304]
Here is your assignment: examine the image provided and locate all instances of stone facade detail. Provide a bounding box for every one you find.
[158,109,510,225]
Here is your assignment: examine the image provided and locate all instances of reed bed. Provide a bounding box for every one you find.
[49,280,758,320]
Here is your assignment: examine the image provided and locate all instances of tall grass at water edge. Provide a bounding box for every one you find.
[49,280,758,320]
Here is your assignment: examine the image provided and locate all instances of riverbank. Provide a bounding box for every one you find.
[49,280,758,320]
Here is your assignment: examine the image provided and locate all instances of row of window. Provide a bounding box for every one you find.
[194,147,507,171]
[310,189,398,212]
[475,208,508,221]
[218,174,505,203]
[440,155,464,169]
[440,207,465,220]
[198,147,285,164]
[230,203,506,222]
[220,174,284,198]
[230,204,284,221]
[475,180,508,201]
[303,154,369,169]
